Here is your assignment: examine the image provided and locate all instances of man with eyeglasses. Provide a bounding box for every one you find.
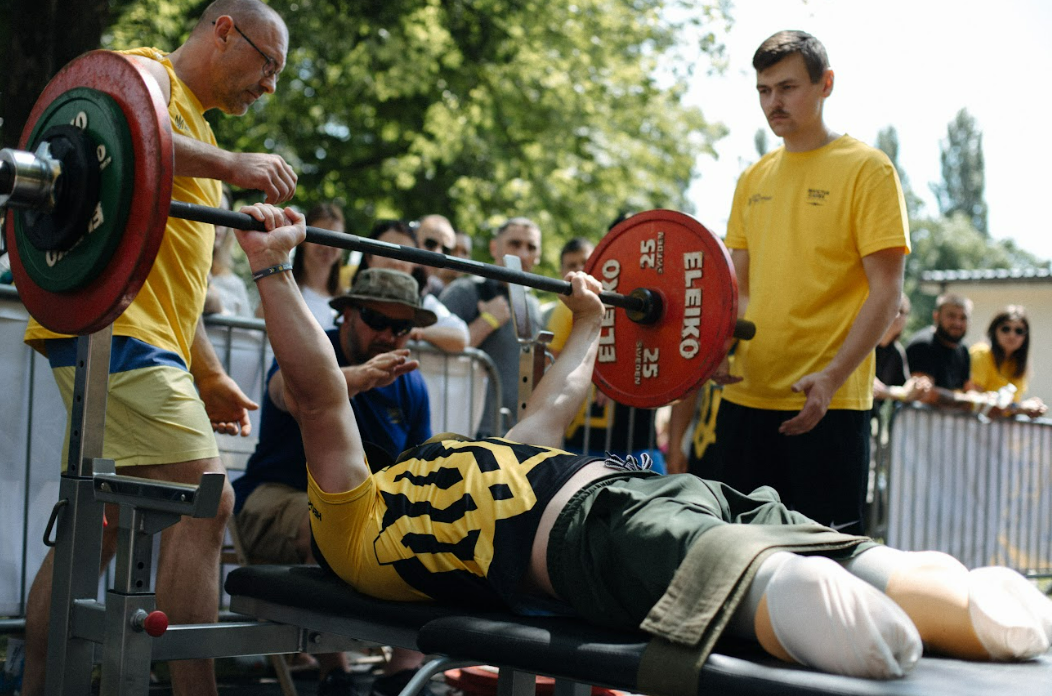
[234,268,436,695]
[20,2,297,694]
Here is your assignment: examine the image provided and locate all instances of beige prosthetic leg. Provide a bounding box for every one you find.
[848,548,1052,661]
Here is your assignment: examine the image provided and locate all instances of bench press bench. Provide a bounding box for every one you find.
[225,564,1052,696]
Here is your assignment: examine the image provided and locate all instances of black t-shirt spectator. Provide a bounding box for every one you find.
[905,326,970,390]
[875,341,908,390]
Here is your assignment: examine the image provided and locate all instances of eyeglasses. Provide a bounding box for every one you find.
[998,325,1027,336]
[356,306,414,338]
[216,20,278,79]
[422,238,454,255]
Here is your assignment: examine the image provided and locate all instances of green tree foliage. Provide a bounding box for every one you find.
[904,213,1042,333]
[0,0,143,149]
[105,0,729,273]
[872,121,1042,337]
[874,125,922,219]
[930,108,988,236]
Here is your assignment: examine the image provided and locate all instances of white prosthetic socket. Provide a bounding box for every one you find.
[966,566,1052,660]
[760,554,922,678]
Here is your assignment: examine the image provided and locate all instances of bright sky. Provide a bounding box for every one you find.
[685,0,1052,263]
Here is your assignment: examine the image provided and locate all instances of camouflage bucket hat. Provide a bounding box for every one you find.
[329,268,437,327]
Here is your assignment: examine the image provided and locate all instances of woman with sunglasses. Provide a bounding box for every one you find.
[970,305,1046,417]
[353,220,469,352]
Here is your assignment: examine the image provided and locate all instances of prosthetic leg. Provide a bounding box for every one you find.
[732,548,1052,680]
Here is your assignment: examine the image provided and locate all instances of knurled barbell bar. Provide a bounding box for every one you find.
[1,50,752,409]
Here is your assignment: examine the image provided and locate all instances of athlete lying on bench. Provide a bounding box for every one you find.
[237,204,1052,680]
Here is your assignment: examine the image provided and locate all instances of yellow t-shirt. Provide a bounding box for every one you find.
[722,135,910,411]
[546,301,573,353]
[25,48,221,367]
[969,342,1027,400]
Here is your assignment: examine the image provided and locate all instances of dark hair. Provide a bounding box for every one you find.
[292,202,345,296]
[987,305,1030,378]
[753,30,829,84]
[560,237,594,261]
[353,219,422,292]
[607,211,635,233]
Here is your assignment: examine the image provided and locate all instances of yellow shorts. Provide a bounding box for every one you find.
[52,363,219,468]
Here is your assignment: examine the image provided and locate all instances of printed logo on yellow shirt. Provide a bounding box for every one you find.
[807,188,830,206]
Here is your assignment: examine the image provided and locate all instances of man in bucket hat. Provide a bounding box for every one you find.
[233,268,438,694]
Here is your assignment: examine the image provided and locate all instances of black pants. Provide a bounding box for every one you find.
[705,401,870,535]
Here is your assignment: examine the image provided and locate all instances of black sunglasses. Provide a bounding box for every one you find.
[422,238,454,255]
[998,325,1027,336]
[356,306,414,337]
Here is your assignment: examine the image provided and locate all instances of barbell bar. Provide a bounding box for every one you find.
[172,200,650,312]
[171,200,755,337]
[1,50,753,409]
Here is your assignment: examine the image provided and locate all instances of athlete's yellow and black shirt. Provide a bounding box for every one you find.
[307,437,597,610]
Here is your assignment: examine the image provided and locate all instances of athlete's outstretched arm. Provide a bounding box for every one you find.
[235,204,368,493]
[506,272,604,448]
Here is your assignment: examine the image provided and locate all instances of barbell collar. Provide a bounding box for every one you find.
[0,144,61,211]
[169,200,653,318]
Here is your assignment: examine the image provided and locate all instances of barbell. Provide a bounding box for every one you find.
[1,50,752,409]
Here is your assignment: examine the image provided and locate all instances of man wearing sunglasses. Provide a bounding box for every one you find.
[21,2,297,694]
[415,214,458,295]
[234,268,437,695]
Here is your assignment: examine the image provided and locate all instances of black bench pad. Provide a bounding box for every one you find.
[227,565,1052,696]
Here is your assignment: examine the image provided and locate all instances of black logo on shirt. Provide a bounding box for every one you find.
[806,188,830,206]
[747,194,772,206]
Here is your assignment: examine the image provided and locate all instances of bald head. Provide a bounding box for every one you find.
[195,0,285,35]
[416,215,456,276]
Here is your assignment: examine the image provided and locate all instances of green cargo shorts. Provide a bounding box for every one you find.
[546,472,868,631]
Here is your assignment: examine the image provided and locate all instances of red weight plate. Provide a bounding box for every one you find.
[586,209,738,409]
[444,667,621,696]
[6,50,172,335]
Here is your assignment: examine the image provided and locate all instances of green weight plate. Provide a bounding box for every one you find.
[14,87,134,292]
[6,49,173,335]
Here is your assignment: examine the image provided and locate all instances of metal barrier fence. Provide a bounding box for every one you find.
[872,403,1052,579]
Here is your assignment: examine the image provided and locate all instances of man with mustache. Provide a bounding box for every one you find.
[706,30,910,536]
[233,202,1052,681]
